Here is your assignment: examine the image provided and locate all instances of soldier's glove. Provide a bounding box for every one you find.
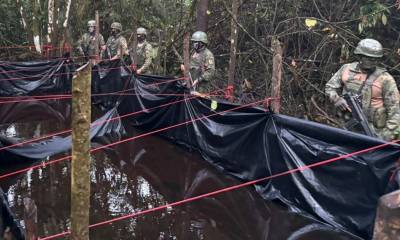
[334,97,350,112]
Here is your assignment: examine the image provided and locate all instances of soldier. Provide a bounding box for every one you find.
[181,31,216,94]
[105,22,128,60]
[325,38,400,141]
[130,27,153,74]
[77,20,106,60]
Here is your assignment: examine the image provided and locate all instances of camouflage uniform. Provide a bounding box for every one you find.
[325,62,400,141]
[77,33,105,58]
[190,48,215,93]
[105,33,128,59]
[136,40,153,74]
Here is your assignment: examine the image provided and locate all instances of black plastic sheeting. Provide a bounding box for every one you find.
[0,107,124,162]
[0,59,399,239]
[0,60,73,96]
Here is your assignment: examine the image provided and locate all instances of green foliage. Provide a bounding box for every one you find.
[358,0,390,34]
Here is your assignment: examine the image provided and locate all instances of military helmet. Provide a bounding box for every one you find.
[191,31,208,44]
[137,27,147,35]
[87,20,96,27]
[111,22,122,31]
[354,38,383,58]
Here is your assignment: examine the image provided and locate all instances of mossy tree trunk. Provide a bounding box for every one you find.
[71,64,91,240]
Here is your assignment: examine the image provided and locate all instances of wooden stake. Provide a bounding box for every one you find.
[183,33,191,88]
[271,38,282,113]
[71,63,91,240]
[228,0,240,101]
[94,11,100,64]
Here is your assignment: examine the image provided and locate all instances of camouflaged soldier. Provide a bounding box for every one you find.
[181,31,216,94]
[77,20,105,59]
[133,27,153,74]
[105,22,128,60]
[325,38,400,141]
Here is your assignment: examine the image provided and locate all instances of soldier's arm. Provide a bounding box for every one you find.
[200,51,215,82]
[138,44,153,73]
[325,65,345,103]
[382,76,400,139]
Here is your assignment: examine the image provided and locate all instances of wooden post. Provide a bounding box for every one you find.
[155,29,163,74]
[183,33,191,88]
[131,21,138,69]
[227,0,240,102]
[94,11,100,64]
[23,197,37,240]
[71,63,91,240]
[373,190,400,239]
[270,38,283,113]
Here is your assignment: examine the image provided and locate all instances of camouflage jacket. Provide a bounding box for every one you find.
[189,48,215,93]
[136,41,153,74]
[325,62,400,140]
[77,33,105,58]
[105,34,128,59]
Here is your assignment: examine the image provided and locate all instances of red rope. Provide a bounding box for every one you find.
[0,55,92,66]
[0,45,67,50]
[0,61,79,75]
[0,77,187,105]
[38,139,400,240]
[0,98,272,180]
[0,65,127,82]
[0,85,212,152]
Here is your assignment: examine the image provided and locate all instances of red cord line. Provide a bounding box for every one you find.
[37,139,400,240]
[0,98,272,180]
[0,65,130,82]
[0,77,188,105]
[0,85,215,153]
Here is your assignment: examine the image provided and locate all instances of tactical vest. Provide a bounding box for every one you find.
[106,35,123,58]
[137,42,149,68]
[81,33,97,56]
[341,63,387,128]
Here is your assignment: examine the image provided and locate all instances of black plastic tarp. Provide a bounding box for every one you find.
[0,60,73,96]
[119,73,400,239]
[0,59,399,239]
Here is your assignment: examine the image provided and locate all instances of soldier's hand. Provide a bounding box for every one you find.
[334,97,351,112]
[180,64,185,72]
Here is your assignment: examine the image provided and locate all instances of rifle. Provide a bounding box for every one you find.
[342,93,376,137]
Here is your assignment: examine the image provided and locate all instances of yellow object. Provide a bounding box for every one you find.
[305,18,318,28]
[211,100,218,110]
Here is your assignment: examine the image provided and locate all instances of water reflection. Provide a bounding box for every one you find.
[0,102,358,240]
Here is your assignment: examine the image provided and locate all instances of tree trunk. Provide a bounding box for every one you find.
[270,37,283,113]
[32,0,41,53]
[373,190,400,240]
[23,198,37,240]
[227,0,240,101]
[60,0,72,57]
[71,63,91,240]
[196,0,210,31]
[47,0,54,43]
